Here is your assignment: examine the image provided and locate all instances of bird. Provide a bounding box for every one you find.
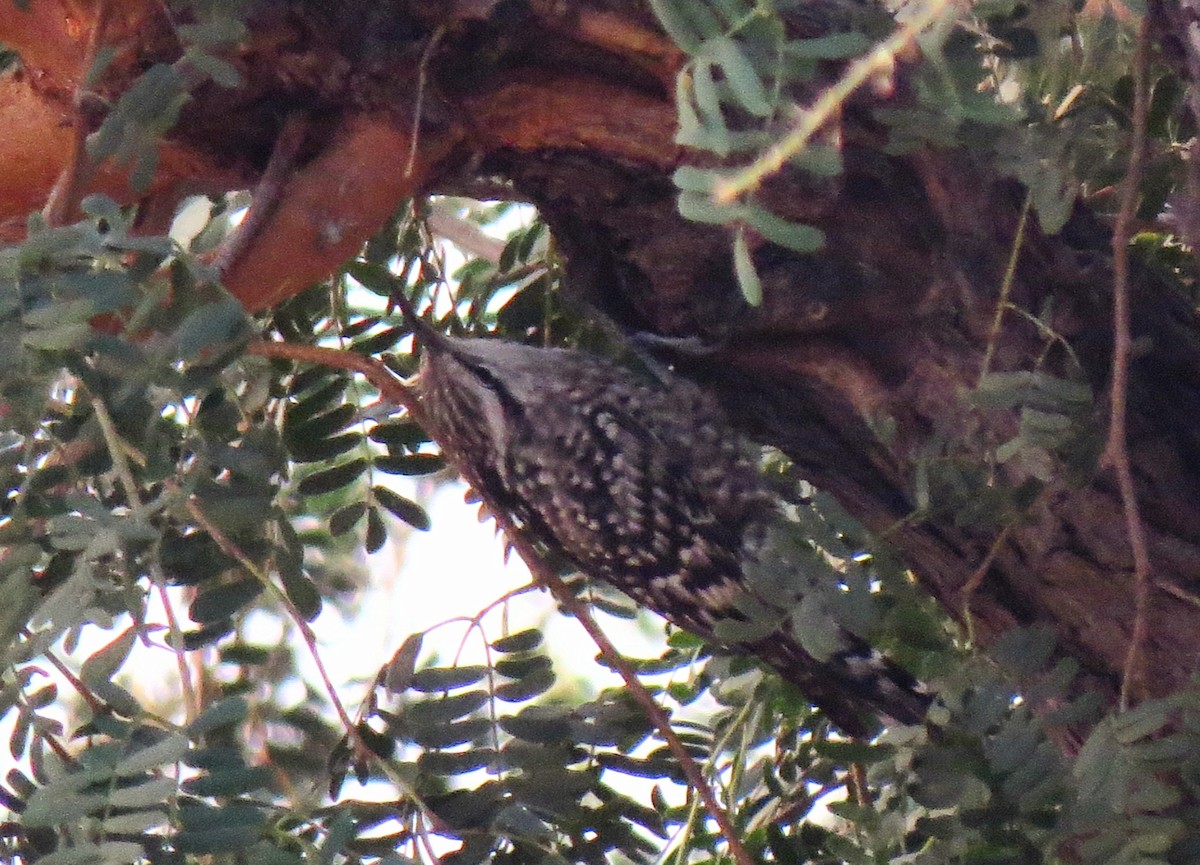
[396,295,928,736]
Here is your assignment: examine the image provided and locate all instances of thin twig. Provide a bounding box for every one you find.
[979,194,1032,383]
[960,525,1013,648]
[28,637,105,715]
[1102,18,1153,712]
[847,763,870,806]
[714,0,952,203]
[91,397,199,722]
[214,111,311,276]
[43,0,113,226]
[406,26,447,179]
[246,341,416,412]
[31,722,76,766]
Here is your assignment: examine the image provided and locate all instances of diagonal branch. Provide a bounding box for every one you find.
[1102,16,1153,711]
[42,0,113,226]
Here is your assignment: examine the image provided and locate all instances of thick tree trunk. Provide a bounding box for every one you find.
[2,0,1198,711]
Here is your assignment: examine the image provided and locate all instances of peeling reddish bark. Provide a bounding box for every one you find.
[223,117,455,311]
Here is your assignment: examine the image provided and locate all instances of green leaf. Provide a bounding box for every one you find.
[345,260,400,297]
[733,227,763,306]
[495,668,556,703]
[160,530,232,585]
[286,374,348,418]
[428,782,504,832]
[741,203,824,253]
[784,32,871,59]
[298,458,370,496]
[355,723,395,759]
[676,190,743,225]
[373,485,431,531]
[23,785,106,828]
[80,626,138,687]
[410,718,492,749]
[188,576,264,623]
[405,690,490,726]
[286,402,356,443]
[23,321,92,351]
[115,732,189,776]
[814,740,894,765]
[317,811,357,865]
[385,633,425,694]
[101,809,167,834]
[366,505,387,553]
[672,165,727,193]
[408,665,489,692]
[493,804,552,842]
[369,421,428,451]
[175,825,265,854]
[494,655,552,679]
[705,37,773,117]
[289,432,362,463]
[178,801,266,831]
[187,695,248,734]
[598,753,679,780]
[1111,698,1173,744]
[498,707,571,743]
[373,453,446,476]
[351,326,406,356]
[989,626,1055,677]
[279,564,322,622]
[491,629,544,653]
[330,501,368,536]
[107,777,178,808]
[184,47,243,88]
[181,765,273,796]
[648,0,707,53]
[418,748,496,775]
[171,297,247,362]
[691,61,727,130]
[185,745,248,770]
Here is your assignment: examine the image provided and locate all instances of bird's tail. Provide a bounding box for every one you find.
[749,631,930,737]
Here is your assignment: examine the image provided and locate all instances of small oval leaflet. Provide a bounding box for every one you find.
[491,629,543,653]
[297,457,369,497]
[409,717,493,750]
[115,732,190,777]
[187,695,249,738]
[407,664,490,692]
[182,766,274,798]
[405,690,490,726]
[189,577,263,624]
[495,668,556,703]
[418,748,497,776]
[373,453,446,476]
[330,501,368,536]
[495,655,552,679]
[373,485,431,531]
[385,632,424,694]
[365,505,387,553]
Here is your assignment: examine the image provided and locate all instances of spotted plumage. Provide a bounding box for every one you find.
[410,326,928,736]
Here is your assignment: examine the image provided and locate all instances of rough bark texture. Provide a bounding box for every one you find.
[2,0,1199,712]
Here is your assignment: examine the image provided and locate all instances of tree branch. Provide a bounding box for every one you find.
[41,0,113,227]
[1102,17,1153,711]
